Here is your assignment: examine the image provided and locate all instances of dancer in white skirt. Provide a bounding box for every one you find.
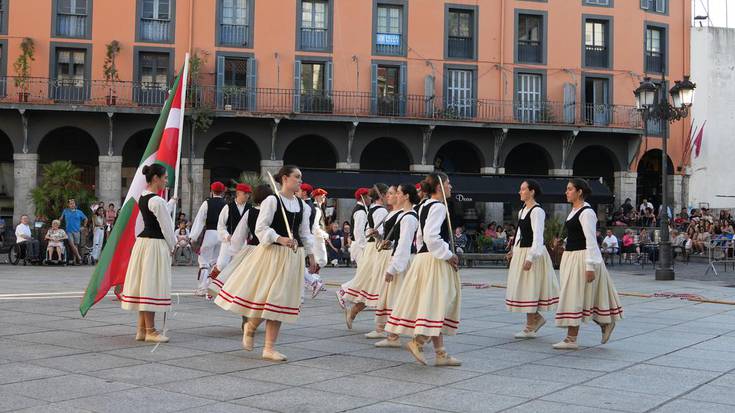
[298,183,324,299]
[190,182,227,296]
[215,165,316,361]
[308,187,330,298]
[553,178,622,350]
[506,179,559,338]
[348,187,371,265]
[374,183,420,348]
[385,172,461,367]
[210,183,251,281]
[208,185,272,299]
[338,184,389,328]
[120,164,176,343]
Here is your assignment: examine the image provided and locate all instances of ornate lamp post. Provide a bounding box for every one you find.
[634,75,696,281]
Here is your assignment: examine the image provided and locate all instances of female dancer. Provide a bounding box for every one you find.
[120,164,176,343]
[554,178,622,349]
[506,179,559,338]
[374,183,420,348]
[338,184,389,329]
[215,165,316,361]
[385,172,461,366]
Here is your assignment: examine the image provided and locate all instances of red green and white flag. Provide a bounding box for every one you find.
[80,56,189,316]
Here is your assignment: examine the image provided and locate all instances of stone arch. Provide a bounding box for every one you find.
[122,129,153,168]
[573,145,620,190]
[636,149,674,209]
[283,135,338,169]
[359,137,412,171]
[37,127,100,190]
[204,132,261,185]
[433,140,483,173]
[504,143,553,176]
[0,129,13,201]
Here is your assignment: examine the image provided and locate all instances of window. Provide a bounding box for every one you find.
[52,48,87,102]
[641,0,666,13]
[645,26,665,73]
[447,8,474,59]
[446,68,474,118]
[139,0,174,43]
[299,0,330,51]
[516,72,543,122]
[584,19,609,68]
[646,80,666,135]
[374,3,404,56]
[54,0,90,38]
[517,14,543,63]
[222,57,247,109]
[0,42,6,97]
[371,63,406,116]
[584,0,611,5]
[294,60,333,113]
[583,76,610,125]
[136,51,170,105]
[0,0,8,35]
[219,0,250,46]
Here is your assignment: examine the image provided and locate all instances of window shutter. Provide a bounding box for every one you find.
[655,0,665,13]
[370,63,378,115]
[640,0,649,10]
[216,55,225,109]
[325,61,333,94]
[563,82,576,124]
[293,60,302,112]
[424,74,435,117]
[399,63,407,116]
[247,57,257,111]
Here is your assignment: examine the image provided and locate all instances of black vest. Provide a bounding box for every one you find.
[305,199,316,232]
[366,205,386,243]
[226,202,249,235]
[383,211,400,240]
[516,204,541,248]
[205,197,226,230]
[138,194,164,239]
[391,211,418,256]
[247,208,261,246]
[270,195,304,246]
[413,198,427,214]
[349,204,365,241]
[418,201,451,254]
[565,205,593,251]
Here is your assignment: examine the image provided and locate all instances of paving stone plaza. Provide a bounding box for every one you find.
[2,264,735,412]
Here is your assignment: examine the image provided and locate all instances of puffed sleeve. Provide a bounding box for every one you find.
[353,209,368,246]
[217,205,230,241]
[526,207,547,263]
[386,213,419,275]
[255,196,279,245]
[298,201,314,256]
[189,200,208,240]
[423,202,453,261]
[150,196,176,251]
[372,207,389,237]
[580,208,603,271]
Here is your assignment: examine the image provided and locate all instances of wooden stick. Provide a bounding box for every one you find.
[437,175,456,255]
[266,171,297,253]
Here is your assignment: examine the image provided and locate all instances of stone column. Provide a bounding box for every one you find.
[548,169,573,220]
[260,159,283,178]
[13,153,38,223]
[98,156,122,207]
[410,164,434,173]
[613,171,637,209]
[668,174,685,214]
[181,158,204,219]
[480,167,505,225]
[336,162,359,170]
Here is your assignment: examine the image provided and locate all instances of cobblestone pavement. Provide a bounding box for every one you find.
[2,263,735,412]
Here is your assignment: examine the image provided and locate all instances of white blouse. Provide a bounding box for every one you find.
[256,194,314,256]
[566,202,603,271]
[514,204,547,263]
[217,202,248,242]
[140,190,176,251]
[386,211,419,275]
[416,200,453,261]
[352,203,368,248]
[228,207,257,255]
[311,205,329,241]
[369,204,389,237]
[189,195,225,240]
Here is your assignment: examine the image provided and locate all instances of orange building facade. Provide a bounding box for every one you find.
[0,0,691,223]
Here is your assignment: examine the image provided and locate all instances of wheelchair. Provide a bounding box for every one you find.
[43,243,68,266]
[9,242,35,266]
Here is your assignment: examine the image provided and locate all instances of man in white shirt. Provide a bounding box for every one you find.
[15,215,40,262]
[601,230,619,254]
[639,198,654,214]
[212,183,251,281]
[190,182,227,296]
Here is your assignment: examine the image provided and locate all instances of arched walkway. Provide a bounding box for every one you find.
[360,137,411,171]
[204,133,261,185]
[504,143,552,176]
[38,127,99,190]
[434,140,482,173]
[122,129,153,168]
[637,149,674,209]
[0,130,13,204]
[573,145,619,190]
[284,135,338,169]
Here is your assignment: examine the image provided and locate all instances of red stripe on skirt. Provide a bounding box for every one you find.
[219,290,300,311]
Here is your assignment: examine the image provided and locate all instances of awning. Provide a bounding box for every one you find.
[300,169,614,204]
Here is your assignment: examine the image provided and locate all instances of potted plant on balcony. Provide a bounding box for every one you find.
[188,50,208,108]
[13,37,35,103]
[222,85,239,111]
[103,41,120,106]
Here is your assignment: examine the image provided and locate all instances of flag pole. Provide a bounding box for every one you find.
[172,53,190,220]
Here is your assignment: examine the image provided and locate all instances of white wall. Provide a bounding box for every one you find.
[689,27,735,209]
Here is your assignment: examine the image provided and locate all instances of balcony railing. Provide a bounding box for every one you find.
[448,36,473,59]
[585,45,609,68]
[56,13,87,37]
[0,76,644,130]
[518,40,543,63]
[140,18,172,42]
[220,24,248,46]
[375,33,403,56]
[646,51,664,73]
[300,27,329,50]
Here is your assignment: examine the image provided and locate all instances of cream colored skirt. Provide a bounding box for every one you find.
[120,238,172,312]
[555,250,623,327]
[215,244,304,323]
[505,246,560,313]
[339,245,391,307]
[375,253,412,326]
[385,253,461,337]
[208,245,255,298]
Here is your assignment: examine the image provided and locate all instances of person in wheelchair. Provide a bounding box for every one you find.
[15,215,40,263]
[45,219,68,263]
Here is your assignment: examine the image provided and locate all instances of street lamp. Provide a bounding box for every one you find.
[634,75,696,281]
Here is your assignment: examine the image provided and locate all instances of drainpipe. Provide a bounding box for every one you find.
[187,0,194,56]
[499,0,505,100]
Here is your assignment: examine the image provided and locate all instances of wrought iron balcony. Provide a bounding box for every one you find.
[375,33,403,56]
[56,13,87,37]
[518,40,543,63]
[140,18,172,42]
[300,27,329,50]
[220,24,249,46]
[585,45,609,68]
[448,36,473,59]
[646,51,664,73]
